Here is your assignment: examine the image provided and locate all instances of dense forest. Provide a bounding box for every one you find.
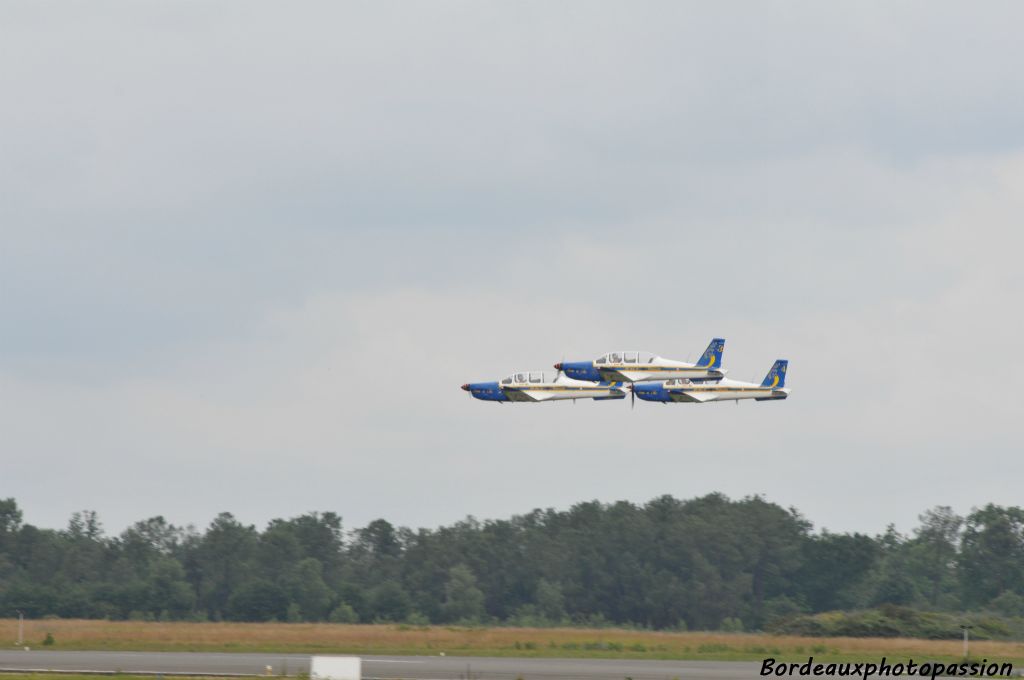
[1,495,1023,633]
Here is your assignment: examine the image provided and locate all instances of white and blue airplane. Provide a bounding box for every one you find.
[461,371,627,403]
[554,338,726,384]
[633,360,790,404]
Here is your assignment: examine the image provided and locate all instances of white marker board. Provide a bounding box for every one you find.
[310,655,361,680]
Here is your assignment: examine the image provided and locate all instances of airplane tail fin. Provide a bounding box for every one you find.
[695,338,725,368]
[760,360,788,388]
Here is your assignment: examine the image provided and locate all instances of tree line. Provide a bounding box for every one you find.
[1,494,1023,631]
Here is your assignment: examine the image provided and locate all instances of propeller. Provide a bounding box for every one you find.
[553,356,564,382]
[626,383,637,410]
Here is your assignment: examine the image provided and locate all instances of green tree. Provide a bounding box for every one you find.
[905,506,962,607]
[798,532,880,610]
[0,498,23,547]
[369,581,412,622]
[61,510,107,584]
[357,519,402,559]
[268,512,344,574]
[148,559,195,618]
[534,578,566,622]
[284,558,334,621]
[442,564,486,623]
[988,590,1024,617]
[328,601,358,623]
[194,513,258,617]
[227,579,289,621]
[959,505,1024,607]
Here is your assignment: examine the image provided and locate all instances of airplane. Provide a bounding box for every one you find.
[460,371,627,403]
[632,360,790,404]
[554,338,726,383]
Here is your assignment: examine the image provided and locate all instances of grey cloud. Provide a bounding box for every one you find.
[1,1,1022,534]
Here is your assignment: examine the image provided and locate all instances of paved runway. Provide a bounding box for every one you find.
[0,649,761,680]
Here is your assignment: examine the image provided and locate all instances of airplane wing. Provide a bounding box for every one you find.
[599,368,640,382]
[668,390,717,403]
[504,388,558,402]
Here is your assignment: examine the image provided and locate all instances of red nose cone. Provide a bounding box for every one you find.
[461,384,470,391]
[553,362,563,370]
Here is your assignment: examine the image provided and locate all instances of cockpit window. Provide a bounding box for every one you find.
[610,352,623,363]
[624,351,638,363]
[529,372,543,383]
[501,377,513,385]
[515,373,526,383]
[596,356,607,365]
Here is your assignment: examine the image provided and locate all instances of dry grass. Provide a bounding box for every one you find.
[4,620,1024,663]
[0,677,226,680]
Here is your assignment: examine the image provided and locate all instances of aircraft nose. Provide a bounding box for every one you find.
[553,362,563,370]
[460,383,470,391]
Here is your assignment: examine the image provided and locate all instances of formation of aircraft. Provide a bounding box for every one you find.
[461,338,791,407]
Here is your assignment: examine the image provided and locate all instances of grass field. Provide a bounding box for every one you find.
[0,676,226,680]
[3,620,1024,664]
[0,677,222,680]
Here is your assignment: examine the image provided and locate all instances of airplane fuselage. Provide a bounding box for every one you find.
[561,358,723,384]
[463,376,626,402]
[634,378,790,404]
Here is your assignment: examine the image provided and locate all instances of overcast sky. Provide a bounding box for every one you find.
[2,2,1022,539]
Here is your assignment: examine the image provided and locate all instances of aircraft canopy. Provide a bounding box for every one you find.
[595,351,654,365]
[501,371,548,385]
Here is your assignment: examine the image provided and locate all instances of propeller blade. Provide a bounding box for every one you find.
[631,385,636,410]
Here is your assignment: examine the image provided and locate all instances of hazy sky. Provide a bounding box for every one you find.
[2,2,1022,538]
